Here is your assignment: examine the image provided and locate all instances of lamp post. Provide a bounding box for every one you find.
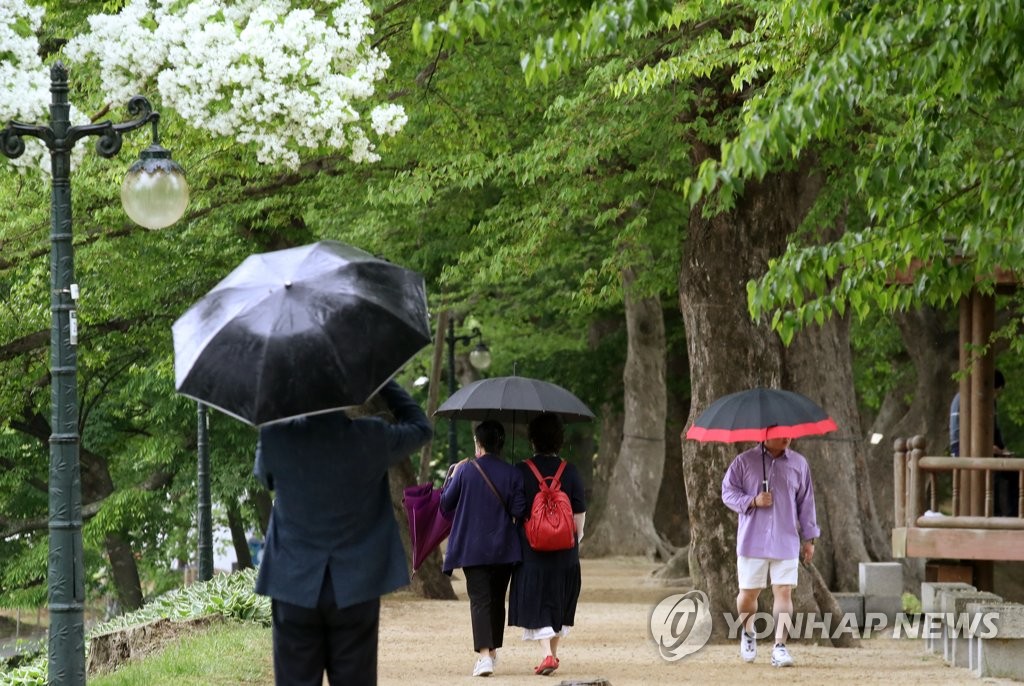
[1,63,189,685]
[446,321,491,465]
[197,402,213,582]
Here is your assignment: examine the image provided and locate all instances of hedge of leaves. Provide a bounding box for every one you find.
[0,569,269,685]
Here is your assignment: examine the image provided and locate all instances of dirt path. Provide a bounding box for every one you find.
[377,556,1013,685]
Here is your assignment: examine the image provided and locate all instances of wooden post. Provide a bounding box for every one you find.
[894,437,907,526]
[958,296,972,515]
[985,469,993,517]
[909,435,926,525]
[968,291,995,516]
[951,458,960,516]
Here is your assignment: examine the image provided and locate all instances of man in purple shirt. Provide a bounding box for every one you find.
[721,436,820,668]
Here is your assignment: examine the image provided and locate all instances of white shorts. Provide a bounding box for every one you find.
[737,556,798,589]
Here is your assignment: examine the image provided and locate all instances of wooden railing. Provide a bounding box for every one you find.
[892,435,1024,561]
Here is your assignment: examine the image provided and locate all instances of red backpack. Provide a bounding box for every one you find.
[523,459,576,551]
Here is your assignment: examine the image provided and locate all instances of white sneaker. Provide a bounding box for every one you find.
[473,656,494,677]
[771,643,794,667]
[740,631,756,662]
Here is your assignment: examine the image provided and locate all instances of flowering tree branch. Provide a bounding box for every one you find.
[2,0,407,170]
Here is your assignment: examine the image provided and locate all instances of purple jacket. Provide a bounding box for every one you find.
[721,444,820,560]
[440,454,526,573]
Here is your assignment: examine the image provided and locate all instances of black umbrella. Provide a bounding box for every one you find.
[172,240,430,426]
[685,387,837,490]
[434,376,595,423]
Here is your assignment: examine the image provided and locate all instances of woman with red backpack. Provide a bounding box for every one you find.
[508,412,587,677]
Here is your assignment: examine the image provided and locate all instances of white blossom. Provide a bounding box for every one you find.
[0,0,89,173]
[371,104,408,137]
[56,0,408,169]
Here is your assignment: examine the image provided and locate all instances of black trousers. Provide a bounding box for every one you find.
[464,564,513,653]
[272,569,380,686]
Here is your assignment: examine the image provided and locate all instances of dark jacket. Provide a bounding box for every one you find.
[253,380,431,609]
[440,454,526,573]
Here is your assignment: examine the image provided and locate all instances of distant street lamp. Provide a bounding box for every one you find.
[197,402,213,582]
[446,321,491,464]
[1,62,189,686]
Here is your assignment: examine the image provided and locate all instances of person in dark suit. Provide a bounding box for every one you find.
[254,379,432,686]
[440,420,526,677]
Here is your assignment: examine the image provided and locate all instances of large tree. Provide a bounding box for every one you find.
[414,0,887,618]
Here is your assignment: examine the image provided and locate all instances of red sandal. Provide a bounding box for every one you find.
[534,655,559,676]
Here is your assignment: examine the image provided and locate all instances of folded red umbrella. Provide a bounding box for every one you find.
[402,483,453,572]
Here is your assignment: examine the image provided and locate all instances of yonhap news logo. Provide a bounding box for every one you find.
[649,592,1003,662]
[649,590,713,660]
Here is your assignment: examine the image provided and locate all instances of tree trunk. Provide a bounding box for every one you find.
[226,500,253,570]
[865,307,958,534]
[582,317,625,527]
[105,533,143,612]
[860,307,958,588]
[250,488,273,537]
[784,316,879,589]
[655,320,690,548]
[584,273,671,559]
[678,161,875,630]
[418,309,450,482]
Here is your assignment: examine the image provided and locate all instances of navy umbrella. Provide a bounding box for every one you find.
[434,376,595,423]
[173,240,430,426]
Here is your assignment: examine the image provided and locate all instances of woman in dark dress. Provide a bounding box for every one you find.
[508,412,587,677]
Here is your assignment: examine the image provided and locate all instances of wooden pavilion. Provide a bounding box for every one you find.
[891,276,1024,588]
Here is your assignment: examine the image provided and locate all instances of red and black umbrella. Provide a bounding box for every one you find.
[685,387,837,442]
[685,387,837,490]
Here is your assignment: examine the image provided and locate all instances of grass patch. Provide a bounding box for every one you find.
[0,569,271,685]
[89,622,271,685]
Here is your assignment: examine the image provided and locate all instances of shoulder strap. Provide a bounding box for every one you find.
[471,458,508,513]
[525,458,545,485]
[526,458,567,490]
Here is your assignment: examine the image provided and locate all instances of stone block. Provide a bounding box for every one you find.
[863,595,901,627]
[832,592,864,628]
[919,581,973,654]
[975,639,1024,679]
[967,602,1024,678]
[920,581,974,612]
[936,590,1002,666]
[859,562,903,597]
[991,602,1024,639]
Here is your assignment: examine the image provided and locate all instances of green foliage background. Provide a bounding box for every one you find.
[1,0,1022,617]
